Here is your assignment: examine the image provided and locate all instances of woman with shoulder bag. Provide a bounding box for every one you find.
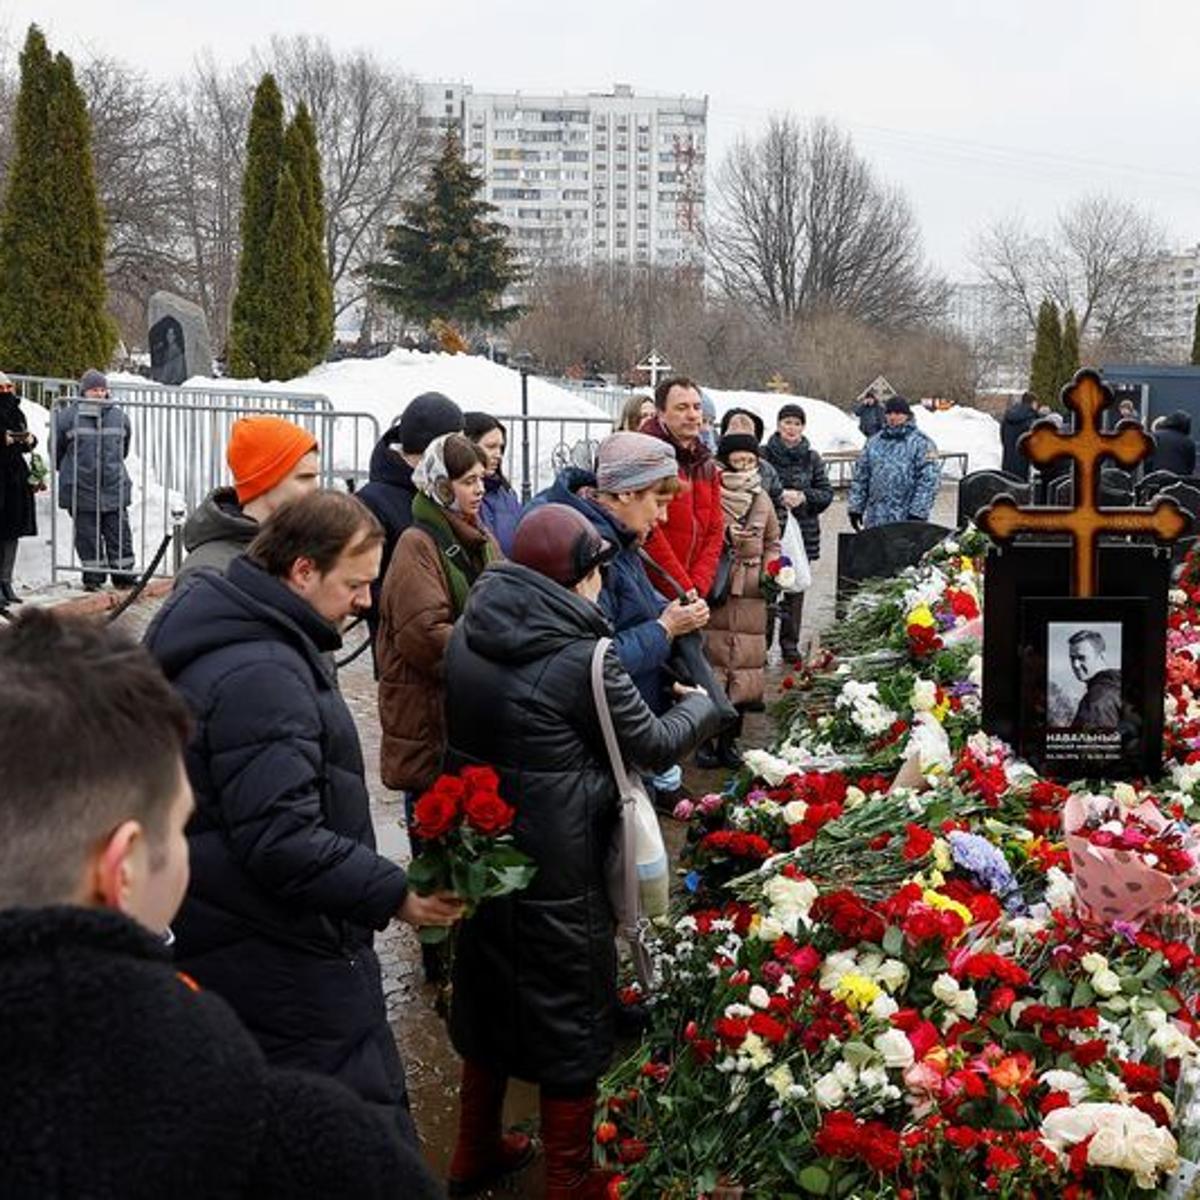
[441,503,718,1200]
[698,432,781,769]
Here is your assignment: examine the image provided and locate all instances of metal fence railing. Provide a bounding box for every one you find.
[42,385,378,584]
[489,413,618,501]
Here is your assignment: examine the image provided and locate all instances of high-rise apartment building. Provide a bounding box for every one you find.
[419,82,707,270]
[1145,245,1200,361]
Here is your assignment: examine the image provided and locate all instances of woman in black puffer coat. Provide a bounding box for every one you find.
[442,504,718,1200]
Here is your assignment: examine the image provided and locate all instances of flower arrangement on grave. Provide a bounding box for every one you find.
[594,530,1200,1199]
[407,766,537,943]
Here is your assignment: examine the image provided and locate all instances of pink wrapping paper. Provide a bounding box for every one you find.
[1063,795,1200,928]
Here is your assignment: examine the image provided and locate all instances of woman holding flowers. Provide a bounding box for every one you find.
[440,503,719,1199]
[698,432,781,769]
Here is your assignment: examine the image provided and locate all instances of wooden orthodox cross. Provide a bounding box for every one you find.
[977,370,1188,597]
[635,350,672,389]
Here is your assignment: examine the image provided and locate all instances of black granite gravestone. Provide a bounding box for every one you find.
[836,521,953,607]
[956,470,1032,530]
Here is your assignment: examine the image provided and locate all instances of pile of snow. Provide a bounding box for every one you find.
[913,406,1002,476]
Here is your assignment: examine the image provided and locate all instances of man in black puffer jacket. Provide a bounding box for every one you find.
[145,491,463,1142]
[0,608,442,1199]
[761,404,833,660]
[357,391,464,650]
[1147,410,1197,477]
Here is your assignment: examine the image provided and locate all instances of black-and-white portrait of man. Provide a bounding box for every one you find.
[1047,622,1123,729]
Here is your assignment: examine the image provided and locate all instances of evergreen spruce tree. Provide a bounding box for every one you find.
[1058,308,1081,396]
[283,104,333,368]
[0,26,115,376]
[1191,302,1200,366]
[228,74,284,377]
[366,128,521,329]
[1029,299,1064,413]
[259,166,311,381]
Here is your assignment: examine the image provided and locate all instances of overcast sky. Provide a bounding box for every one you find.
[9,0,1200,278]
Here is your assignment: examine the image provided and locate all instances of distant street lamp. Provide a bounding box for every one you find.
[513,349,536,502]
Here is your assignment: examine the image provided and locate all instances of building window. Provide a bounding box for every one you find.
[445,88,454,100]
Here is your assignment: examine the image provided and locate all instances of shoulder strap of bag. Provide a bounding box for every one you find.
[590,636,631,795]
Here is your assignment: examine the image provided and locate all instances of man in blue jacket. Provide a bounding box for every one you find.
[847,397,942,530]
[531,432,709,807]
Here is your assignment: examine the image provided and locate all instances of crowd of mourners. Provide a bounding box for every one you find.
[0,373,951,1198]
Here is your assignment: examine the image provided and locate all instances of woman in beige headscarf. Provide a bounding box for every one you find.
[699,431,781,768]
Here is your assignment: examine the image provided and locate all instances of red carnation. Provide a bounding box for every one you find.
[1120,1061,1161,1094]
[749,1012,788,1044]
[902,823,935,861]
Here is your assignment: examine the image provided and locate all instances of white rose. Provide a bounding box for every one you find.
[870,993,899,1021]
[1080,953,1109,975]
[777,566,797,590]
[1041,1104,1100,1148]
[858,1065,889,1091]
[874,1028,915,1070]
[1040,1069,1088,1105]
[932,973,961,1008]
[756,915,786,943]
[748,984,771,1010]
[1127,1127,1178,1187]
[814,1072,846,1108]
[911,678,938,712]
[955,986,978,1020]
[1111,782,1139,810]
[782,800,808,825]
[876,958,909,993]
[1091,968,1122,998]
[1086,1124,1125,1170]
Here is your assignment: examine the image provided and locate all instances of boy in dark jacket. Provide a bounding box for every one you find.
[145,492,464,1144]
[762,404,833,660]
[55,368,135,591]
[0,608,442,1199]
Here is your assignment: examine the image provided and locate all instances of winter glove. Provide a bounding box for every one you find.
[848,511,863,532]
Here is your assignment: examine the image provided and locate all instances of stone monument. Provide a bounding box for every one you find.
[147,291,213,385]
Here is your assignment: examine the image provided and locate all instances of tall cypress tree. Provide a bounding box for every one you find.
[228,74,284,378]
[1029,299,1064,413]
[284,104,333,367]
[1058,307,1080,396]
[366,128,521,329]
[1191,302,1200,366]
[259,166,311,381]
[0,26,114,376]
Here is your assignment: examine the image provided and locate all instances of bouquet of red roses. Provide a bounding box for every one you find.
[407,766,537,943]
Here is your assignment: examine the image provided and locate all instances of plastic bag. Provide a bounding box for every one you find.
[780,513,812,593]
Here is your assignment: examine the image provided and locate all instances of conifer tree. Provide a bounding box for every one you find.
[1029,299,1064,413]
[1058,307,1080,396]
[0,26,115,376]
[366,128,521,329]
[284,104,333,368]
[259,166,311,381]
[228,74,284,377]
[1191,302,1200,366]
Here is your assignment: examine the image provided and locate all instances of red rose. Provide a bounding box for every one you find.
[1039,1090,1071,1116]
[413,787,460,840]
[902,823,935,861]
[463,788,515,836]
[460,765,501,793]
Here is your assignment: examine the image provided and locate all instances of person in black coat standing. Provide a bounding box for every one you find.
[1147,410,1197,477]
[0,608,443,1199]
[0,373,36,606]
[1000,391,1039,478]
[144,491,464,1143]
[442,504,719,1200]
[761,404,833,660]
[357,391,464,651]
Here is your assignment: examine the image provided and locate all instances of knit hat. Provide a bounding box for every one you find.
[778,403,807,425]
[79,368,108,394]
[717,433,760,464]
[0,372,12,390]
[227,416,319,504]
[596,431,678,493]
[398,392,464,454]
[511,504,615,588]
[700,391,717,422]
[720,407,764,442]
[884,396,912,416]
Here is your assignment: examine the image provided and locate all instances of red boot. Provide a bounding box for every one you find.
[446,1059,535,1197]
[540,1090,617,1200]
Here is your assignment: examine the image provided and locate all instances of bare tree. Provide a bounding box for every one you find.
[256,36,427,321]
[707,115,946,328]
[973,194,1163,357]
